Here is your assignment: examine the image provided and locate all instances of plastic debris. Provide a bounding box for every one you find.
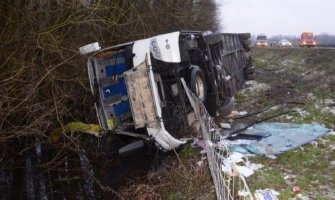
[220,122,231,129]
[221,152,263,177]
[227,110,239,118]
[310,141,318,147]
[254,189,279,200]
[219,122,330,155]
[328,131,335,136]
[194,138,206,150]
[266,155,277,159]
[238,190,251,197]
[197,160,204,166]
[238,111,248,116]
[293,108,309,117]
[235,165,254,177]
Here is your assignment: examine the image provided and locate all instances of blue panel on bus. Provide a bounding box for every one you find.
[106,53,124,61]
[113,101,130,117]
[102,78,127,98]
[100,52,130,120]
[105,63,127,77]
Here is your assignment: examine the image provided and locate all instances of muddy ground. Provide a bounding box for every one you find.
[113,48,335,200]
[234,48,335,200]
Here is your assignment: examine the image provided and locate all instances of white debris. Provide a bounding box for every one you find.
[293,108,309,117]
[321,106,335,115]
[236,165,254,177]
[307,93,316,100]
[221,152,263,178]
[79,42,101,55]
[293,193,310,200]
[221,152,245,174]
[330,161,335,166]
[227,110,239,118]
[255,189,279,200]
[324,99,335,106]
[228,152,244,163]
[280,58,295,66]
[197,160,204,166]
[285,115,294,120]
[328,131,335,136]
[275,69,285,74]
[265,155,277,159]
[270,105,281,111]
[218,139,255,147]
[283,174,296,185]
[246,162,264,171]
[220,123,231,129]
[238,190,251,197]
[310,141,318,147]
[241,80,271,94]
[238,111,248,116]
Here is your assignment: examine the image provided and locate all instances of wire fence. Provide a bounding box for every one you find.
[181,78,253,200]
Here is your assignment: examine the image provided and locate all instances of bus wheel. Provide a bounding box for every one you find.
[190,67,207,102]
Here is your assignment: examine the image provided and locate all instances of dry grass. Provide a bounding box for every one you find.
[0,1,220,198]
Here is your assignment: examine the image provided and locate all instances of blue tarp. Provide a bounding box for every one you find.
[225,122,330,155]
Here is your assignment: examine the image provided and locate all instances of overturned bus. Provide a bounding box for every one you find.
[81,31,254,151]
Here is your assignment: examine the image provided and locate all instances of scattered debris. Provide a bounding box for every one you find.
[220,122,231,129]
[240,80,271,94]
[321,106,335,115]
[197,160,204,167]
[238,190,251,197]
[238,111,248,116]
[284,174,296,185]
[293,108,310,117]
[235,165,254,177]
[328,131,335,136]
[310,141,318,147]
[324,99,335,106]
[227,110,239,118]
[221,152,263,178]
[194,138,206,150]
[294,193,310,200]
[245,161,263,171]
[285,115,294,120]
[280,58,295,66]
[265,155,277,159]
[292,186,301,193]
[307,93,316,100]
[254,189,279,200]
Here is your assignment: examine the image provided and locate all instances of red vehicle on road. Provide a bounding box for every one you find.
[300,32,316,47]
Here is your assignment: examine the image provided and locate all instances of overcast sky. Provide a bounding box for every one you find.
[220,0,335,36]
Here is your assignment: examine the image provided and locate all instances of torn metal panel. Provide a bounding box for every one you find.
[124,60,159,129]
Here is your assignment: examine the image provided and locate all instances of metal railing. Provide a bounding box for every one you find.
[181,78,253,200]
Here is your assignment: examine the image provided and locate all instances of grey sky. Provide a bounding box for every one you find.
[220,0,335,36]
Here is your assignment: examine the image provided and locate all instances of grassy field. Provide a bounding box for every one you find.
[116,48,335,200]
[236,48,335,199]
